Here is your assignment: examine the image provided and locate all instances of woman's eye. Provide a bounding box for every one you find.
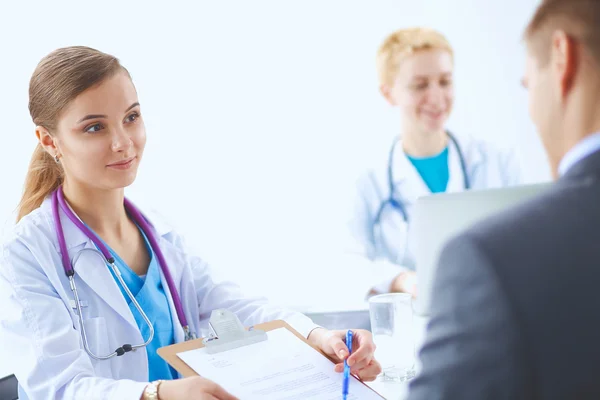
[85,123,103,133]
[126,112,139,123]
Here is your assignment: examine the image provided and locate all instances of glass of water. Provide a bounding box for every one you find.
[369,293,416,382]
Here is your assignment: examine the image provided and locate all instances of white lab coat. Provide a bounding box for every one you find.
[0,198,318,400]
[345,134,522,294]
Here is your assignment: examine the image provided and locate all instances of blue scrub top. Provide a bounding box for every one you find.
[406,146,450,193]
[92,225,177,381]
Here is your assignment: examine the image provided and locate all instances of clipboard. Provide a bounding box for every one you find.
[157,309,385,398]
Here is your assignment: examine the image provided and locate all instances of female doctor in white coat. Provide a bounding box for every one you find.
[0,46,381,400]
[348,28,521,297]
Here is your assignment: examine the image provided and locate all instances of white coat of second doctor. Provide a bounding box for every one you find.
[0,197,319,400]
[345,134,522,294]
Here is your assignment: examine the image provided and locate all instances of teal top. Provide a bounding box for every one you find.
[406,146,450,193]
[93,226,177,381]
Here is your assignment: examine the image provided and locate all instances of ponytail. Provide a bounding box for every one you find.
[17,144,63,221]
[20,46,123,221]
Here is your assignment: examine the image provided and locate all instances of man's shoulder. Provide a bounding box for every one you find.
[461,178,593,254]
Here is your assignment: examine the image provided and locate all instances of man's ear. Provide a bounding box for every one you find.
[550,30,578,99]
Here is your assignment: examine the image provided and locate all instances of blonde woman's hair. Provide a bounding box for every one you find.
[17,46,125,221]
[376,27,454,86]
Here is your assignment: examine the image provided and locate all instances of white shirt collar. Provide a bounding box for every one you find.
[558,132,600,176]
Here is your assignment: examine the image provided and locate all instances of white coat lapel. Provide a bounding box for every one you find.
[70,243,138,330]
[141,206,187,344]
[50,199,138,330]
[446,137,466,193]
[156,235,186,344]
[447,134,484,192]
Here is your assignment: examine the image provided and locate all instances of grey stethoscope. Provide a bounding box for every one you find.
[370,131,470,259]
[52,187,196,361]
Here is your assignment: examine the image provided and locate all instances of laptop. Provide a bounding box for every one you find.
[304,309,371,331]
[412,182,552,316]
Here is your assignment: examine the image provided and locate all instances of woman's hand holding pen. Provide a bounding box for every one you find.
[307,328,382,381]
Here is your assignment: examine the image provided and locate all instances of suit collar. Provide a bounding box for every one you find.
[562,147,600,182]
[559,132,600,177]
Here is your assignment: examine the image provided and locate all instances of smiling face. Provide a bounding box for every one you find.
[38,71,146,192]
[381,49,454,135]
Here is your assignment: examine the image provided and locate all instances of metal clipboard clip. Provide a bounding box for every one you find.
[202,309,268,354]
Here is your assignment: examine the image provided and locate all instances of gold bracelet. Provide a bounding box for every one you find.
[143,380,164,400]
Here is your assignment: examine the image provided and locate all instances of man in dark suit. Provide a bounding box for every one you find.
[407,1,600,399]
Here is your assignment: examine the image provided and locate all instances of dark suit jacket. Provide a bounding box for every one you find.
[407,148,600,400]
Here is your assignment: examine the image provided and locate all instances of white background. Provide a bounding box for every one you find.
[0,0,545,378]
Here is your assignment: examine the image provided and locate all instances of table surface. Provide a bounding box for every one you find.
[0,306,429,400]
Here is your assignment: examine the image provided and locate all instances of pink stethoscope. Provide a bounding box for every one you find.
[52,187,196,360]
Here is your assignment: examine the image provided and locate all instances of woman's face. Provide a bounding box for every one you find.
[39,71,146,191]
[383,49,454,134]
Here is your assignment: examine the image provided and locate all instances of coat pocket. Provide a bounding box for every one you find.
[75,316,114,378]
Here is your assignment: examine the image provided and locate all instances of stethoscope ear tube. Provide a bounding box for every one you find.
[68,250,155,360]
[53,186,197,361]
[372,131,469,261]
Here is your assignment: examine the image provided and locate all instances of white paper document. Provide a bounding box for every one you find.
[176,328,384,399]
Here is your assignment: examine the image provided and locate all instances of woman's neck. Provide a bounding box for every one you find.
[62,181,128,238]
[402,128,447,158]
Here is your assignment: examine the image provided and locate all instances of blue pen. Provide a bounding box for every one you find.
[342,329,353,400]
